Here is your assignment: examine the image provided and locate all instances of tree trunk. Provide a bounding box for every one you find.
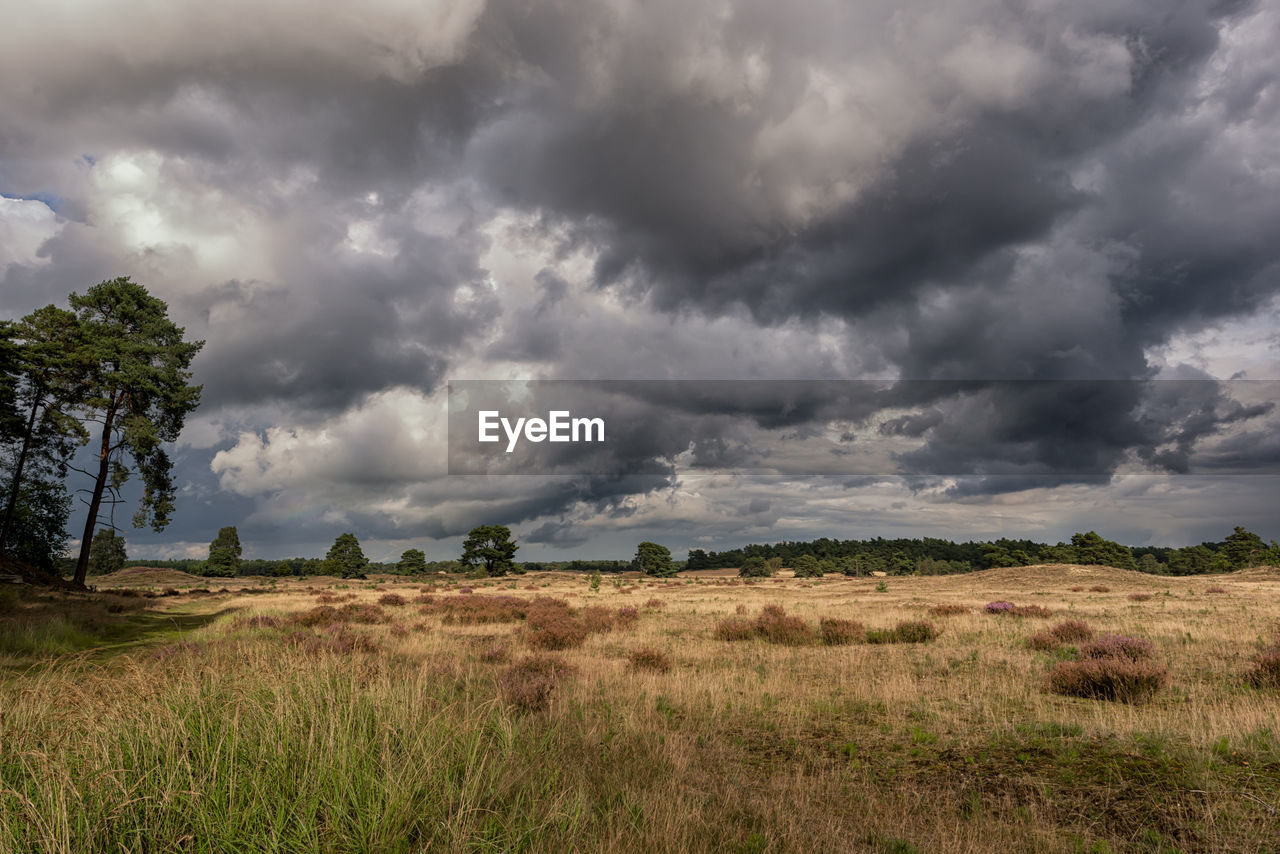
[0,395,41,556]
[73,409,115,587]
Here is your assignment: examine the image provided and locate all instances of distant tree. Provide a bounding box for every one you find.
[460,525,518,577]
[1069,532,1137,571]
[1137,553,1166,575]
[204,526,243,577]
[88,528,127,575]
[739,556,773,578]
[1221,526,1266,569]
[271,561,294,577]
[686,548,711,571]
[764,556,784,575]
[66,278,204,587]
[397,548,427,575]
[323,532,369,578]
[632,541,676,577]
[792,553,822,578]
[1168,544,1222,575]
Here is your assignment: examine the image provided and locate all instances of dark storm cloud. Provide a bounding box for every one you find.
[3,0,1278,557]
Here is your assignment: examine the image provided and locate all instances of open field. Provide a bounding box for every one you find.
[2,566,1279,853]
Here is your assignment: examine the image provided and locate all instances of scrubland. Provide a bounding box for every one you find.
[2,564,1279,853]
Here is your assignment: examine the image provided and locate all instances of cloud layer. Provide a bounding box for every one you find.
[2,0,1278,558]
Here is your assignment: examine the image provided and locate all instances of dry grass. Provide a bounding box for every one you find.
[3,565,1280,852]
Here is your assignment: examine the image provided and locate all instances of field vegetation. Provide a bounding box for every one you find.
[2,563,1279,852]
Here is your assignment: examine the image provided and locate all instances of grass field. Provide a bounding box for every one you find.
[2,565,1279,853]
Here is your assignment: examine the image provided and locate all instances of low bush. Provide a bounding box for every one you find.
[1205,585,1228,594]
[1046,657,1168,702]
[579,605,615,634]
[755,605,817,645]
[819,617,863,646]
[628,647,673,673]
[928,604,968,617]
[1081,634,1154,663]
[866,620,940,644]
[644,598,666,610]
[1027,630,1061,652]
[1049,619,1095,643]
[1128,592,1152,602]
[499,654,576,713]
[715,616,756,641]
[525,599,587,650]
[614,606,640,628]
[1089,585,1110,593]
[378,593,407,606]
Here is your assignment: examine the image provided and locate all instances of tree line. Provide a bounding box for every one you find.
[686,527,1278,576]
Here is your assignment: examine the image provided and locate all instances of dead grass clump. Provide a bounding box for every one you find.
[286,624,380,655]
[734,603,749,615]
[337,603,390,624]
[1128,592,1153,602]
[1049,619,1095,643]
[1069,586,1085,592]
[149,641,203,661]
[1027,630,1061,652]
[238,614,282,629]
[478,645,511,665]
[499,654,577,713]
[985,601,1052,618]
[628,647,673,673]
[866,621,940,644]
[819,617,863,646]
[927,604,968,617]
[715,616,756,641]
[1089,585,1111,593]
[291,605,341,627]
[1046,657,1168,702]
[378,593,408,606]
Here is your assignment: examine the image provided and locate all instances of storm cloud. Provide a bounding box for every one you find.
[2,0,1278,559]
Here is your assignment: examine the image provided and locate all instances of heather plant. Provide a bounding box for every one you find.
[525,599,588,650]
[1027,630,1061,652]
[1081,634,1154,663]
[613,606,640,628]
[579,605,615,634]
[866,620,940,644]
[1049,619,1094,643]
[927,604,968,617]
[819,617,863,646]
[1128,592,1153,602]
[378,593,407,606]
[985,601,1015,614]
[1245,645,1280,688]
[715,616,756,641]
[628,647,673,673]
[498,654,577,713]
[1046,657,1168,702]
[1089,585,1110,593]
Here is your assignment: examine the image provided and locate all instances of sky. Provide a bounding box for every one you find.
[2,0,1279,563]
